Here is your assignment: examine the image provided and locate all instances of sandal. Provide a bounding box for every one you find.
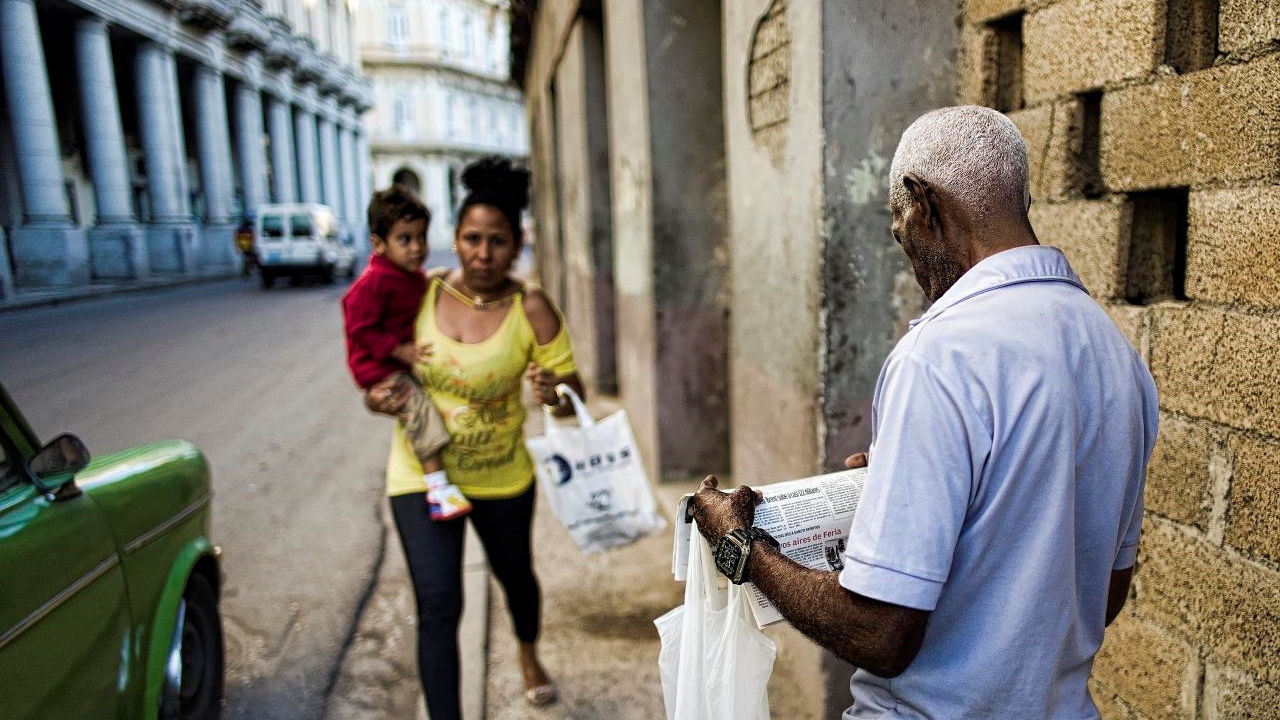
[524,682,558,707]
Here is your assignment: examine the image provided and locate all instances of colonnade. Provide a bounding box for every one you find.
[0,0,374,292]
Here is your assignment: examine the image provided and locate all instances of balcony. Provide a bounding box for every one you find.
[179,0,235,29]
[262,16,296,68]
[226,1,270,50]
[293,37,324,83]
[318,55,346,95]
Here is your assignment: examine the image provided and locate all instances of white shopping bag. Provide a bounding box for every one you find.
[655,521,776,720]
[526,384,666,553]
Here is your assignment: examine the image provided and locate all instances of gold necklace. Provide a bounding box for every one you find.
[438,276,518,311]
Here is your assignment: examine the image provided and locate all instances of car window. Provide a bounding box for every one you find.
[290,214,314,237]
[261,215,285,238]
[0,440,21,494]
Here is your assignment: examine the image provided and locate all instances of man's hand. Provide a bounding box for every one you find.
[845,452,869,469]
[364,375,413,418]
[689,475,761,546]
[392,342,433,366]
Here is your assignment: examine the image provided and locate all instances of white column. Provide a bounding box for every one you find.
[355,129,372,253]
[136,41,195,273]
[317,110,342,215]
[194,65,234,225]
[75,19,133,223]
[75,18,146,279]
[294,93,321,204]
[0,0,88,286]
[136,42,188,222]
[234,78,268,213]
[338,120,359,228]
[0,0,68,221]
[267,94,297,203]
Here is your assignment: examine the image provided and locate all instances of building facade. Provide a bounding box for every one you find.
[358,0,527,251]
[0,0,374,298]
[516,0,1280,718]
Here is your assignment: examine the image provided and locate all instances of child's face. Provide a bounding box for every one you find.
[373,217,429,273]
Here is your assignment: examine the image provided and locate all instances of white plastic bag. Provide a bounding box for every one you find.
[655,521,776,720]
[526,385,665,553]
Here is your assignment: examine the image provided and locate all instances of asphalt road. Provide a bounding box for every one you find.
[0,277,391,720]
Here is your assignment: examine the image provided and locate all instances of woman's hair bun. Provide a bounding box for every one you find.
[461,156,530,213]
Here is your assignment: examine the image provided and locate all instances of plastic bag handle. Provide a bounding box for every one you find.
[548,383,595,428]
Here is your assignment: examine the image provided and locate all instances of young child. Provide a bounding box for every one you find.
[342,185,471,521]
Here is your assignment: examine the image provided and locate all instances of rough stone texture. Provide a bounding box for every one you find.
[1101,54,1280,191]
[1023,0,1162,104]
[1224,433,1280,565]
[1204,662,1280,720]
[1091,684,1146,720]
[957,24,997,105]
[1219,0,1280,53]
[1149,304,1280,438]
[1092,612,1197,720]
[1136,518,1280,685]
[1186,186,1280,311]
[1103,302,1149,358]
[965,0,1030,24]
[748,0,792,165]
[1144,412,1214,531]
[1009,99,1093,203]
[1028,198,1131,298]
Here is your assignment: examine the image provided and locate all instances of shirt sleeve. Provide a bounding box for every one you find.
[343,276,400,361]
[531,310,577,377]
[838,350,989,611]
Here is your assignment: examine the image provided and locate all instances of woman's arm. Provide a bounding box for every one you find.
[522,285,584,417]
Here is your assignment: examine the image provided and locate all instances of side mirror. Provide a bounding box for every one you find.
[29,434,90,498]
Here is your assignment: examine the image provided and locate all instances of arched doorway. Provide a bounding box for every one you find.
[391,167,421,195]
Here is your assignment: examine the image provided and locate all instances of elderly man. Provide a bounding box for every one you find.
[692,106,1159,718]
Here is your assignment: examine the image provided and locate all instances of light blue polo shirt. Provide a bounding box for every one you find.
[839,245,1158,720]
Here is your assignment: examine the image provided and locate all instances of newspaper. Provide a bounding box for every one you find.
[671,468,868,628]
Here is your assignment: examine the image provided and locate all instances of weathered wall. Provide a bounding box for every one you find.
[553,16,616,394]
[959,0,1280,716]
[724,0,824,486]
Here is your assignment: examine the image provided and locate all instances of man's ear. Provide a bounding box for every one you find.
[902,172,939,230]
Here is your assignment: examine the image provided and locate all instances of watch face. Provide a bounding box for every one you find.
[715,537,743,577]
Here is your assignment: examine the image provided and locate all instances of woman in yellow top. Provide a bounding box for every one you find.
[366,157,583,718]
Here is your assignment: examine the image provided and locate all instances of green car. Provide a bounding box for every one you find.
[0,383,223,719]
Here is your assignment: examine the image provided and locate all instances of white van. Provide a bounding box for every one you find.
[254,203,357,288]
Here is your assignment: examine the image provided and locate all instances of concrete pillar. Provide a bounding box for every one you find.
[193,63,236,268]
[136,41,195,273]
[267,94,297,203]
[317,108,342,215]
[234,77,268,215]
[338,119,360,243]
[294,85,322,204]
[0,0,89,287]
[603,0,729,481]
[355,130,372,253]
[74,17,146,280]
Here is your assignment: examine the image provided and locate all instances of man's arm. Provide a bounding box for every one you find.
[692,479,929,678]
[747,542,929,677]
[1105,567,1132,626]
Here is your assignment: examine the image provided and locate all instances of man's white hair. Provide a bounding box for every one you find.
[888,106,1031,222]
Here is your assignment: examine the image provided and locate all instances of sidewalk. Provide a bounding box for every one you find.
[0,270,238,312]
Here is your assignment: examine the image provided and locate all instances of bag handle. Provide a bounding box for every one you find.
[549,383,596,428]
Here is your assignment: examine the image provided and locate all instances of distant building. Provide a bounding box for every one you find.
[357,0,527,251]
[0,0,373,297]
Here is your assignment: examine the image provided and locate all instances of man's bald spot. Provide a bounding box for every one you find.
[889,106,1031,224]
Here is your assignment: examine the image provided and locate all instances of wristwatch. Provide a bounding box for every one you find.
[714,527,779,584]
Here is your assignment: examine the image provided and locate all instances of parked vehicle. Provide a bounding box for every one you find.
[254,203,356,288]
[0,383,223,720]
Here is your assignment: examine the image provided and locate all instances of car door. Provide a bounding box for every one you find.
[0,427,133,719]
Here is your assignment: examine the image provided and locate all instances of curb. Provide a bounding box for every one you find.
[0,271,243,312]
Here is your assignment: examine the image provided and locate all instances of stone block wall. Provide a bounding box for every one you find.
[960,0,1280,716]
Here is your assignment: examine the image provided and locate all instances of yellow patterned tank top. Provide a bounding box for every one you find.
[385,278,576,498]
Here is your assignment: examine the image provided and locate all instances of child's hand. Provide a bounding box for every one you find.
[392,342,433,366]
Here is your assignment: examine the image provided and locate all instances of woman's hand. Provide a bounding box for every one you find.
[392,342,433,366]
[525,362,559,406]
[365,375,413,418]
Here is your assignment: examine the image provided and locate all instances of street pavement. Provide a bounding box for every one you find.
[0,277,392,720]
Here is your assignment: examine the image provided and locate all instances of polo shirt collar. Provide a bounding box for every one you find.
[909,245,1084,328]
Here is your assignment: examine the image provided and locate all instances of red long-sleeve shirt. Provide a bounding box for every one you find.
[341,253,428,389]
